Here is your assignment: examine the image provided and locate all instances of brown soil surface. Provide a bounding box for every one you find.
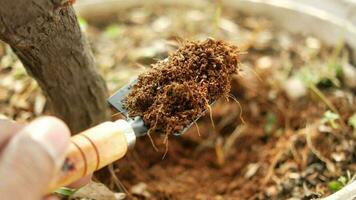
[117,79,355,200]
[124,39,239,136]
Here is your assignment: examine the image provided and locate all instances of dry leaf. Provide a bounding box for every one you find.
[70,181,121,200]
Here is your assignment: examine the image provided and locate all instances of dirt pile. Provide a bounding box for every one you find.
[124,38,240,136]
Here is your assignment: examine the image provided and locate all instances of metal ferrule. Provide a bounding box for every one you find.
[114,119,136,149]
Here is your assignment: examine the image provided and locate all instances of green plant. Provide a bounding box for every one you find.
[54,187,78,198]
[104,25,123,39]
[264,112,276,134]
[328,173,356,192]
[321,110,340,129]
[348,114,356,128]
[328,179,345,192]
[296,67,339,115]
[78,17,88,32]
[348,113,356,136]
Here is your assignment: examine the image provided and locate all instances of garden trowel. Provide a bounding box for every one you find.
[49,80,206,192]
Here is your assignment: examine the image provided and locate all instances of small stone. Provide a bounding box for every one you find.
[318,124,333,133]
[284,78,307,100]
[266,186,277,197]
[219,18,239,34]
[152,17,171,32]
[306,37,321,50]
[278,32,292,50]
[331,152,345,162]
[244,163,260,179]
[256,56,273,69]
[114,193,126,200]
[289,172,301,180]
[186,10,205,22]
[129,10,149,24]
[254,31,273,49]
[131,182,151,198]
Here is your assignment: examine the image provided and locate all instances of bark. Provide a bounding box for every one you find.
[0,0,109,133]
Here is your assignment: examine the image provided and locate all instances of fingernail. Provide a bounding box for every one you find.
[26,117,70,167]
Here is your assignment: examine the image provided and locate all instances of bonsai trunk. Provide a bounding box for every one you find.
[0,0,109,133]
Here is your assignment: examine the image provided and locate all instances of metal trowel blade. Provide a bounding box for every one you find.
[108,79,211,136]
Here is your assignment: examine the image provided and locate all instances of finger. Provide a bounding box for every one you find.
[0,119,25,148]
[0,117,70,200]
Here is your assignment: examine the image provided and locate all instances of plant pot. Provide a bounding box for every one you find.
[75,0,356,63]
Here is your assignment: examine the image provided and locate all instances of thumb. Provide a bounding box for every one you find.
[0,117,70,200]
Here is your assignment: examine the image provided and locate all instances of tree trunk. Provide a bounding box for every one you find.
[0,0,109,133]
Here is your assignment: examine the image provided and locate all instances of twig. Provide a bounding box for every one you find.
[305,124,336,172]
[309,84,338,114]
[262,135,292,185]
[308,84,346,127]
[223,125,246,157]
[262,150,284,185]
[108,164,130,195]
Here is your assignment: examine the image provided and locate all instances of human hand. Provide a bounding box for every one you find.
[0,117,90,200]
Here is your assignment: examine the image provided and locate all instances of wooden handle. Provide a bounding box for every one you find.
[48,120,135,192]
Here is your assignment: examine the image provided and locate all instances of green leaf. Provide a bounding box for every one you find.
[296,66,318,86]
[328,62,343,77]
[54,187,78,197]
[323,111,340,121]
[348,114,356,129]
[78,17,88,32]
[321,110,340,129]
[338,176,348,185]
[104,25,123,39]
[264,112,276,134]
[328,181,344,192]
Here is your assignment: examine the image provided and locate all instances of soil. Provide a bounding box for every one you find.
[124,39,240,137]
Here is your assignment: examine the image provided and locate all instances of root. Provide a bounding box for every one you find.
[194,121,201,137]
[162,134,169,160]
[147,130,159,152]
[228,94,246,124]
[147,105,163,152]
[223,125,246,157]
[206,103,216,132]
